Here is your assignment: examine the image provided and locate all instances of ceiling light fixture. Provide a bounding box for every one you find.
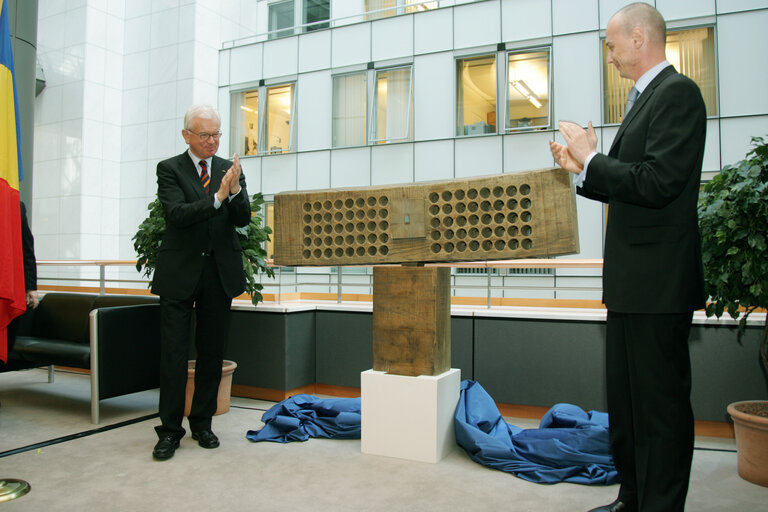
[511,79,542,109]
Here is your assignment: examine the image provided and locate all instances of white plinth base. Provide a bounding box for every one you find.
[361,368,461,463]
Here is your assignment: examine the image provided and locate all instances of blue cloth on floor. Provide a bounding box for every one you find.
[246,394,361,443]
[454,380,617,485]
[246,381,616,486]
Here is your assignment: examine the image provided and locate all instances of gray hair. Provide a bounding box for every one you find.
[615,2,666,45]
[183,104,221,131]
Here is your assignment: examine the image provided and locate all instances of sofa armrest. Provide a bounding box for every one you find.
[90,303,161,401]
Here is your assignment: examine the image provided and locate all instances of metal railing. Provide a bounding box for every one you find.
[37,258,603,308]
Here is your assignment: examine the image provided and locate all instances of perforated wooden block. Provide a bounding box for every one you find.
[274,167,578,265]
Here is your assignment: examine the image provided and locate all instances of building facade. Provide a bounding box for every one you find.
[32,0,768,298]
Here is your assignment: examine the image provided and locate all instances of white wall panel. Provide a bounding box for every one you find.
[372,14,413,62]
[297,71,332,152]
[453,0,501,50]
[332,0,366,26]
[297,151,331,190]
[503,132,556,173]
[32,160,60,199]
[553,32,601,127]
[124,15,151,54]
[454,136,503,177]
[33,198,61,236]
[148,45,178,85]
[702,119,721,173]
[150,8,180,48]
[718,11,768,117]
[123,52,150,89]
[299,30,332,73]
[599,1,651,29]
[240,156,262,196]
[716,0,768,13]
[331,23,371,68]
[501,0,552,43]
[146,120,177,160]
[656,0,715,20]
[371,143,413,185]
[720,116,768,167]
[552,0,599,35]
[574,194,604,259]
[218,49,231,86]
[414,52,455,141]
[229,43,262,85]
[331,147,371,188]
[148,83,177,122]
[414,140,454,182]
[262,153,298,194]
[414,7,453,55]
[598,125,619,154]
[121,161,147,199]
[264,36,299,79]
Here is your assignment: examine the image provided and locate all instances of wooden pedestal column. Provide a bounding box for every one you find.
[372,266,450,377]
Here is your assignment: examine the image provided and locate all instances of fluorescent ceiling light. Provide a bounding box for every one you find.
[511,79,542,109]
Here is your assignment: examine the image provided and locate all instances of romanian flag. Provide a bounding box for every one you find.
[0,0,26,362]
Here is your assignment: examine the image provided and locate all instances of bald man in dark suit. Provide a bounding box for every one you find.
[551,4,706,511]
[151,104,250,460]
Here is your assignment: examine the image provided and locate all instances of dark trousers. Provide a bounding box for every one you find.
[606,311,695,512]
[156,257,232,438]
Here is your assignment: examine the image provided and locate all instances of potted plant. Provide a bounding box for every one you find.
[132,192,275,306]
[698,135,768,487]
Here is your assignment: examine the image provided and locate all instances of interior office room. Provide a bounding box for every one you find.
[2,0,767,509]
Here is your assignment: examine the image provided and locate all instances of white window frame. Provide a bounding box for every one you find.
[368,65,414,145]
[503,46,552,133]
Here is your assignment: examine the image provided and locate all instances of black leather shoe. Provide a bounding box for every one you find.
[192,429,220,449]
[587,500,634,512]
[152,435,180,460]
[588,500,634,512]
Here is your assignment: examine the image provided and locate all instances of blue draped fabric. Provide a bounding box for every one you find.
[454,380,617,485]
[246,381,616,486]
[246,394,361,442]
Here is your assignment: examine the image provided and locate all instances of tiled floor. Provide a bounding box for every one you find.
[0,368,766,511]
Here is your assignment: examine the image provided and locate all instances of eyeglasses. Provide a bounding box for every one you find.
[187,130,223,141]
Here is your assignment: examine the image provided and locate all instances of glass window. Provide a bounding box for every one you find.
[507,49,550,131]
[231,89,259,156]
[269,0,294,40]
[365,0,397,20]
[304,0,330,32]
[265,84,295,154]
[332,72,367,148]
[365,0,436,20]
[603,26,717,124]
[404,0,438,13]
[370,66,413,144]
[456,55,497,136]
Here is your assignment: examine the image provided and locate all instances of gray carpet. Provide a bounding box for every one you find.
[1,368,766,511]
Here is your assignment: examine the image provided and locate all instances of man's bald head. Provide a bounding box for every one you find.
[613,3,666,48]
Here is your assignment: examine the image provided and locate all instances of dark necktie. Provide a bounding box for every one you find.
[624,87,639,117]
[200,159,210,194]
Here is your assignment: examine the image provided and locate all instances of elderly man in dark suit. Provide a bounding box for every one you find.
[151,104,251,460]
[550,4,706,511]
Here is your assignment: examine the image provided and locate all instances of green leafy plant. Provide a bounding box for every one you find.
[698,135,768,371]
[133,193,275,306]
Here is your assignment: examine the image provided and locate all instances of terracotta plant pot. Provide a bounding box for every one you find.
[727,400,768,487]
[184,360,238,417]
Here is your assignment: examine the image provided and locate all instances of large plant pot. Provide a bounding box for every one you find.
[184,360,238,417]
[727,400,768,487]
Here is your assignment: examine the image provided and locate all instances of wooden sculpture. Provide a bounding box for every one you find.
[274,167,579,376]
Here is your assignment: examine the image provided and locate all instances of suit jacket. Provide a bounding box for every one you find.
[579,66,706,314]
[20,202,36,291]
[151,152,251,300]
